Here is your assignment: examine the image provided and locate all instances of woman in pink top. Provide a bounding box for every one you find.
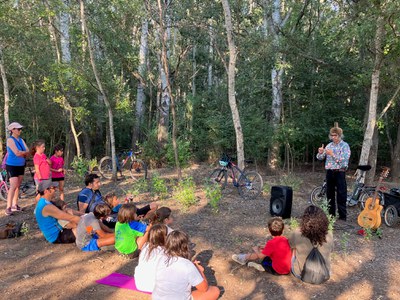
[31,140,51,201]
[50,145,65,201]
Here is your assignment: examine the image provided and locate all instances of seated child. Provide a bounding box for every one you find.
[115,203,151,258]
[232,217,291,275]
[134,224,168,292]
[149,207,174,234]
[76,204,115,251]
[103,192,158,229]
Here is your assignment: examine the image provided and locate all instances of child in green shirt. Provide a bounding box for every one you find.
[115,203,151,258]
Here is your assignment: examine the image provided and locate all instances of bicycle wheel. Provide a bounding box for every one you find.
[19,182,37,198]
[310,186,327,207]
[209,169,227,190]
[129,159,148,181]
[237,171,263,200]
[99,156,113,179]
[384,205,399,227]
[0,183,8,201]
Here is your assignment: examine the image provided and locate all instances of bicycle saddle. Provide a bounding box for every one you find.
[357,165,371,171]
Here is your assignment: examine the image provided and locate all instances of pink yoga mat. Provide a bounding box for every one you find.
[96,272,151,294]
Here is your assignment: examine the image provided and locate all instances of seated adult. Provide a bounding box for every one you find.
[289,205,334,276]
[35,181,81,244]
[77,173,103,213]
[77,174,158,223]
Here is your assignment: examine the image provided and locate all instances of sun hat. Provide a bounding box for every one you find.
[7,122,23,131]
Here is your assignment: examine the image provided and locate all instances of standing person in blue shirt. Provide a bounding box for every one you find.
[317,124,351,221]
[4,122,30,216]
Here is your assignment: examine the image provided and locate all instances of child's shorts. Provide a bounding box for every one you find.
[81,237,101,252]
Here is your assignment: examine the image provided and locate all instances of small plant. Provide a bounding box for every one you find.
[262,182,272,195]
[375,228,383,239]
[279,174,303,192]
[289,217,299,230]
[364,227,373,240]
[205,182,222,213]
[165,138,192,168]
[128,178,149,197]
[340,232,350,256]
[174,176,197,209]
[71,155,93,178]
[319,201,336,231]
[151,172,169,200]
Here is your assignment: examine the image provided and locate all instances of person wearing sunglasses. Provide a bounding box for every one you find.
[317,124,351,222]
[4,122,30,216]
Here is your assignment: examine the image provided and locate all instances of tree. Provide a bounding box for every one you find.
[221,0,244,170]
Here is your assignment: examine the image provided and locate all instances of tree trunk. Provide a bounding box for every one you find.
[133,19,148,146]
[366,128,379,184]
[80,0,117,179]
[391,121,400,183]
[358,15,385,183]
[157,0,181,179]
[0,44,10,138]
[221,0,245,170]
[207,23,213,90]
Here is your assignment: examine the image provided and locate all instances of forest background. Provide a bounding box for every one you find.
[1,0,400,183]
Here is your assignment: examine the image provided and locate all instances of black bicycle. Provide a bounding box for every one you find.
[310,165,379,209]
[209,155,263,200]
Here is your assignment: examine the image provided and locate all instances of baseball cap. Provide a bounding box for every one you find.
[38,181,53,193]
[7,122,24,131]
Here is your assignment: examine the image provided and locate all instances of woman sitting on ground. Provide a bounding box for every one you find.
[289,205,334,276]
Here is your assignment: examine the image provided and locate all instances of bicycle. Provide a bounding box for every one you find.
[209,155,263,200]
[98,149,148,181]
[0,168,37,201]
[309,165,381,209]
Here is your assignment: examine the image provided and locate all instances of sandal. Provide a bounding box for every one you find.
[11,205,23,212]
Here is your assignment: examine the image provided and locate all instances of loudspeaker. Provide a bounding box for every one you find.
[270,186,293,219]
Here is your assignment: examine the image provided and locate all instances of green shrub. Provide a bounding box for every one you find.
[205,182,222,213]
[319,201,336,231]
[289,217,299,230]
[71,156,97,178]
[279,174,303,192]
[151,172,169,200]
[174,177,197,209]
[128,178,149,197]
[166,138,192,168]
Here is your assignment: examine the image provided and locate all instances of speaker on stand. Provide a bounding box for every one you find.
[270,186,293,219]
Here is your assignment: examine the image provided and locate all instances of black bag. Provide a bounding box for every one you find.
[300,246,330,284]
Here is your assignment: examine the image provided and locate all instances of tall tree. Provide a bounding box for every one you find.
[221,0,244,170]
[0,44,10,139]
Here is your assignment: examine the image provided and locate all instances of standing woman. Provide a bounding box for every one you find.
[31,140,52,202]
[5,122,30,216]
[50,145,65,201]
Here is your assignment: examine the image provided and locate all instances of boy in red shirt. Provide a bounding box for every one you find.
[232,217,291,275]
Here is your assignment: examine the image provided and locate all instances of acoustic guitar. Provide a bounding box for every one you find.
[357,167,390,229]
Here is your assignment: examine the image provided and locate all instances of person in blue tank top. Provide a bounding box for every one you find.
[35,181,81,243]
[5,122,30,216]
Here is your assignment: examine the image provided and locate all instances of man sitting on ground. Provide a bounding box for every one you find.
[77,173,158,224]
[35,181,80,244]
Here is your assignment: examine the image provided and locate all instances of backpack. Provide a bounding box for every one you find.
[299,246,330,284]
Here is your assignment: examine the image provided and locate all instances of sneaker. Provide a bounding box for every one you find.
[247,262,265,272]
[5,207,13,216]
[232,254,247,265]
[11,205,23,212]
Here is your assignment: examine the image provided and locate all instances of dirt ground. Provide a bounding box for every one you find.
[1,163,400,300]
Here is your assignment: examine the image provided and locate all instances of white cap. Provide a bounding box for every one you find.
[7,122,24,131]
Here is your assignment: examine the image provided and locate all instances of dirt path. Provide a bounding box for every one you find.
[1,164,399,299]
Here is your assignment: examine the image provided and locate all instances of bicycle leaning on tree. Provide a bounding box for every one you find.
[209,154,263,200]
[98,149,148,181]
